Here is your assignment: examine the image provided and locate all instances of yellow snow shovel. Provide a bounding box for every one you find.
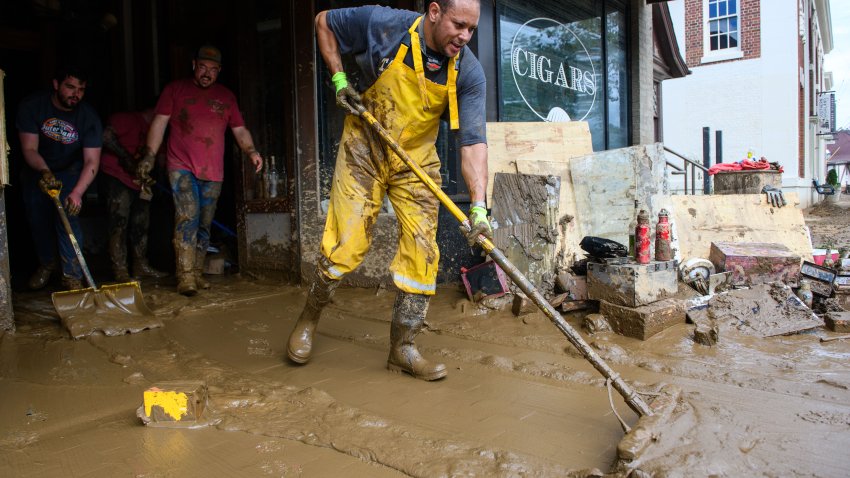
[355,105,680,468]
[47,187,154,326]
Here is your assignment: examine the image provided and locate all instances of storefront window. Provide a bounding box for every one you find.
[606,3,628,149]
[497,0,628,151]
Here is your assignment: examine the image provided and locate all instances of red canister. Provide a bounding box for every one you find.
[655,208,673,261]
[635,209,651,264]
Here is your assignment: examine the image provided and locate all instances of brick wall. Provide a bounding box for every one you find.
[685,0,703,65]
[685,0,761,68]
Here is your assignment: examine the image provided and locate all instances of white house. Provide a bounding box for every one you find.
[661,0,834,208]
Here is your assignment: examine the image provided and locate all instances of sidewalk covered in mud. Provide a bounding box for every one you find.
[2,265,850,476]
[1,1,849,476]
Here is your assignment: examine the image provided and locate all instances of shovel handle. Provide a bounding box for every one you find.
[47,188,96,289]
[357,110,653,418]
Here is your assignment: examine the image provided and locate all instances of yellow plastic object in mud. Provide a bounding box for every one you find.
[144,389,189,421]
[141,381,208,424]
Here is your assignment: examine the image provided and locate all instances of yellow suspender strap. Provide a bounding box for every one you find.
[447,56,459,130]
[408,16,431,112]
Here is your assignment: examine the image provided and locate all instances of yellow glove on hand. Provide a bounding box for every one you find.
[38,170,62,195]
[463,205,493,246]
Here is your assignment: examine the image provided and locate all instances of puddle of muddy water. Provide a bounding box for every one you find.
[3,280,850,477]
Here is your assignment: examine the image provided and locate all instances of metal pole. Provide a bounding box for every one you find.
[703,127,711,194]
[715,130,723,164]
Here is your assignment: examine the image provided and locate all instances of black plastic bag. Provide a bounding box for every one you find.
[579,236,628,259]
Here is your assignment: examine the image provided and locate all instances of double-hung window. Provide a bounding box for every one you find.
[703,0,742,62]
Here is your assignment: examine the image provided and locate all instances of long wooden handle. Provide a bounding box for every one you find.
[357,110,653,418]
[47,189,96,289]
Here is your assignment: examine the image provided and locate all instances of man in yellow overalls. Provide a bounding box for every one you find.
[287,0,492,380]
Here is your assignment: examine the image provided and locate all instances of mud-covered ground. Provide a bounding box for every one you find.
[1,198,850,477]
[804,193,850,252]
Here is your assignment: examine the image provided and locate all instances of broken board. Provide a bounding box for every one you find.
[485,121,592,205]
[491,172,560,297]
[486,122,592,267]
[671,193,813,264]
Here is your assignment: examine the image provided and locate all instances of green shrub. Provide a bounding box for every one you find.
[827,168,839,187]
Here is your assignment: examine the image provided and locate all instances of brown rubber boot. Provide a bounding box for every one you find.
[193,248,210,289]
[131,232,167,279]
[113,267,131,282]
[61,275,84,290]
[387,292,447,381]
[132,258,167,279]
[108,230,131,282]
[175,240,197,296]
[286,268,340,364]
[28,262,56,290]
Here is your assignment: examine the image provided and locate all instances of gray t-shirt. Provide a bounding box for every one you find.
[326,6,486,146]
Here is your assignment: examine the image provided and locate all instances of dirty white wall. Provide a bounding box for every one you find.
[663,2,815,206]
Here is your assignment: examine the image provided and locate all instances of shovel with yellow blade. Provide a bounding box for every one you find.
[46,187,157,338]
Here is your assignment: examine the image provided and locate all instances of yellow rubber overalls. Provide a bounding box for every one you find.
[320,15,460,295]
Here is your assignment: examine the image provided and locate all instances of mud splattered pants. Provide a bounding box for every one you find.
[104,174,152,272]
[168,170,222,275]
[320,115,442,296]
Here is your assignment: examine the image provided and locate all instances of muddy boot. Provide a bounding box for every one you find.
[194,248,210,290]
[131,228,167,279]
[108,230,131,282]
[132,258,167,279]
[175,240,197,296]
[286,269,340,364]
[113,267,131,282]
[28,262,56,290]
[61,275,84,290]
[387,292,447,381]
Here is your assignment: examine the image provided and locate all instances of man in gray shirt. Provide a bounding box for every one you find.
[287,0,492,381]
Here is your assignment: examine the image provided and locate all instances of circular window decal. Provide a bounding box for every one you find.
[510,17,597,122]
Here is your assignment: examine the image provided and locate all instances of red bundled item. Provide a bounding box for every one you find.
[708,163,742,176]
[740,159,770,170]
[708,158,774,176]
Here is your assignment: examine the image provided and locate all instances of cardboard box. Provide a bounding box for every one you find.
[709,242,801,286]
[587,260,677,308]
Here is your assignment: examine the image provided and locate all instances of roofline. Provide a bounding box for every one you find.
[653,2,690,78]
[816,0,833,54]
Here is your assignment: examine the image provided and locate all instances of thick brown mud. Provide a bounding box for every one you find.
[2,272,850,476]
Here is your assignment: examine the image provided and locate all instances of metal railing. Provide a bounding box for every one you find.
[665,146,710,195]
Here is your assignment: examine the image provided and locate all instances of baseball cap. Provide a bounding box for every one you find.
[196,45,222,64]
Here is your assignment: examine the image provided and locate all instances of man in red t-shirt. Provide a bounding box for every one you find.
[100,108,168,282]
[139,45,263,296]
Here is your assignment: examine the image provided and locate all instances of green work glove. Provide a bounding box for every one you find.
[38,169,62,195]
[332,72,364,116]
[462,204,493,246]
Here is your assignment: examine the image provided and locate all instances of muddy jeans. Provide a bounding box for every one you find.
[21,169,84,280]
[168,170,222,266]
[105,174,151,270]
